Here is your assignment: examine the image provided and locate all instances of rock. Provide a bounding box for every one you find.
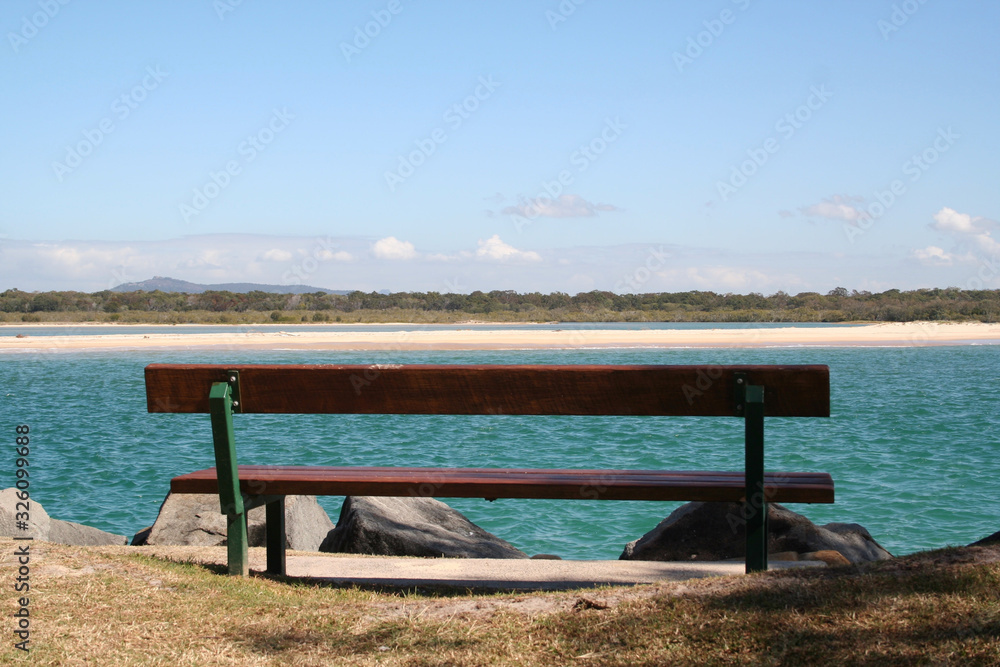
[0,488,126,546]
[320,496,529,559]
[620,501,892,564]
[48,519,127,546]
[131,526,152,546]
[818,522,893,561]
[802,550,851,567]
[532,554,562,560]
[145,493,334,551]
[283,494,336,551]
[970,530,1000,547]
[0,488,50,539]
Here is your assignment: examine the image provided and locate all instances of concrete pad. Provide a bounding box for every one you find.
[284,554,822,591]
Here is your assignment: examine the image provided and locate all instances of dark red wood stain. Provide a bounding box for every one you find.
[145,364,830,417]
[171,465,834,503]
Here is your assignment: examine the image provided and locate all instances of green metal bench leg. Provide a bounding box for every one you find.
[266,497,286,576]
[209,380,248,576]
[226,512,249,576]
[744,383,767,574]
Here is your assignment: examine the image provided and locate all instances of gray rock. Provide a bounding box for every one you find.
[48,519,127,546]
[0,488,50,539]
[283,494,336,551]
[0,488,126,546]
[320,496,529,559]
[145,493,334,551]
[620,501,892,564]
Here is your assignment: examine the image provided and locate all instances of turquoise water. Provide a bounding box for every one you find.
[1,345,997,559]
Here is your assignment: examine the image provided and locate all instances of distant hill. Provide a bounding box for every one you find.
[110,276,349,295]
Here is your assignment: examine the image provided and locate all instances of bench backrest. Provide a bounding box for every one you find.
[145,364,830,417]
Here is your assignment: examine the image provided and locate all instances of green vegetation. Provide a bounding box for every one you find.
[5,540,1000,665]
[1,287,999,324]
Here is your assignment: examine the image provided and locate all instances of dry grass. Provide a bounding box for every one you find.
[2,539,999,665]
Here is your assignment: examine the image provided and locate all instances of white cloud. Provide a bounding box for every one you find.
[798,195,865,222]
[932,207,977,233]
[317,250,354,261]
[929,207,1000,256]
[501,194,621,219]
[372,236,417,260]
[260,249,293,262]
[475,235,542,262]
[913,246,955,265]
[0,233,988,293]
[178,249,227,270]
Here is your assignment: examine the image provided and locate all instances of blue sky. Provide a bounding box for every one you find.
[2,1,998,294]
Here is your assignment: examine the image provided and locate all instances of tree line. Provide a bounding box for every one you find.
[1,287,998,323]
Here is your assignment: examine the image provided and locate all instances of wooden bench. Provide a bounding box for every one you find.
[144,363,834,576]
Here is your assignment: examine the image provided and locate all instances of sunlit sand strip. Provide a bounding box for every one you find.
[1,322,999,352]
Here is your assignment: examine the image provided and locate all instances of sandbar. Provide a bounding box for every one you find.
[1,322,998,352]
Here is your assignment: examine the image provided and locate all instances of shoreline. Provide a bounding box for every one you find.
[1,322,998,351]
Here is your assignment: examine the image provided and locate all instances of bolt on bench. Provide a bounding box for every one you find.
[145,363,833,576]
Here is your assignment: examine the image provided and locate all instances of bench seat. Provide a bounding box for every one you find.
[172,465,834,504]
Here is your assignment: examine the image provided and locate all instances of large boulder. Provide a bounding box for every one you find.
[320,496,529,559]
[0,488,50,539]
[0,488,126,546]
[144,493,334,551]
[48,519,128,546]
[620,501,892,564]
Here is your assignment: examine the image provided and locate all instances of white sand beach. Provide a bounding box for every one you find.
[1,322,998,351]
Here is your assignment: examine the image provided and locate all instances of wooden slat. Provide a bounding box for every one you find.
[145,364,829,417]
[170,465,835,504]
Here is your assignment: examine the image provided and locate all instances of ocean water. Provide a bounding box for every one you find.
[1,343,997,559]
